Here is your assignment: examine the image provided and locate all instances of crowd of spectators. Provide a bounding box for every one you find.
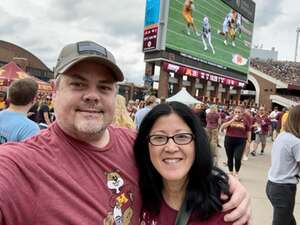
[278,94,300,103]
[250,58,300,84]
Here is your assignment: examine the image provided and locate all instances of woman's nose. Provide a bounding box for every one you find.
[164,138,179,152]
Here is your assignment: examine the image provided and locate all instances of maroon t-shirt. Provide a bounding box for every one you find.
[140,200,232,225]
[0,122,141,225]
[243,113,252,126]
[253,114,271,135]
[206,112,220,129]
[225,116,250,139]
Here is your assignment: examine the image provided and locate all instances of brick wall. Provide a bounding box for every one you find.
[249,72,276,111]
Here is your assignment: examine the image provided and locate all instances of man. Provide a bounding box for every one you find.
[182,0,199,36]
[206,104,221,163]
[0,41,250,224]
[218,10,237,47]
[37,96,52,129]
[27,100,39,122]
[269,106,279,141]
[201,16,215,54]
[195,102,207,128]
[234,12,242,38]
[251,106,271,156]
[0,78,39,144]
[134,95,156,130]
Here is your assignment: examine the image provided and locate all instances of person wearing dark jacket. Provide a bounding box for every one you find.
[194,103,207,127]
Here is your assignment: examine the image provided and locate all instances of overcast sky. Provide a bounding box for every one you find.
[0,0,299,83]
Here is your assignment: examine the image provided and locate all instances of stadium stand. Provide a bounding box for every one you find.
[250,59,300,84]
[278,94,300,103]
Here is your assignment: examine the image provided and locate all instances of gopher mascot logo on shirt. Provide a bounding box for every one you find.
[106,171,124,194]
[103,170,134,225]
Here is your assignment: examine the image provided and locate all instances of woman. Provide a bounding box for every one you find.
[220,106,251,178]
[266,105,300,225]
[127,99,137,120]
[134,101,234,225]
[242,108,254,161]
[112,95,135,129]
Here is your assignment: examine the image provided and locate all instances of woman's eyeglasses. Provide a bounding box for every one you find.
[148,133,194,146]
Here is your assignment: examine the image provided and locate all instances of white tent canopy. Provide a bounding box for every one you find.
[166,88,202,105]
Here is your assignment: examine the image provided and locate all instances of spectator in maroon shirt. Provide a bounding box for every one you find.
[220,106,251,178]
[219,108,228,121]
[206,105,221,164]
[251,106,271,156]
[242,108,253,161]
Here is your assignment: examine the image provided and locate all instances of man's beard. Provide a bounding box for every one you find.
[74,113,107,135]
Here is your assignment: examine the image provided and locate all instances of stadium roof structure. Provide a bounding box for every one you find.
[166,88,202,105]
[0,61,52,92]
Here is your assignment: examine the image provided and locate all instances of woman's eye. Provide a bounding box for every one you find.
[177,133,187,138]
[153,136,165,140]
[177,135,188,140]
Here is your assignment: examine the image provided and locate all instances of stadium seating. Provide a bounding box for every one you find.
[278,94,300,103]
[250,59,300,84]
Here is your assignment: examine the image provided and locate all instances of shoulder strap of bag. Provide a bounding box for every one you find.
[175,198,192,225]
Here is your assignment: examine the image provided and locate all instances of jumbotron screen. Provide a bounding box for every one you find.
[165,0,255,76]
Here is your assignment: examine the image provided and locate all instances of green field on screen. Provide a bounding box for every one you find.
[166,0,254,74]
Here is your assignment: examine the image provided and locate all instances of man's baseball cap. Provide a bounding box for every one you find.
[54,41,124,81]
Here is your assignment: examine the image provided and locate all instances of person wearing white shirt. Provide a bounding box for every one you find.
[266,105,300,225]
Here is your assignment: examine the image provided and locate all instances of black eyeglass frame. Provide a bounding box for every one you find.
[148,133,194,146]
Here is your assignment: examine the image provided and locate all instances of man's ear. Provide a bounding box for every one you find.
[52,92,56,100]
[51,79,58,93]
[51,81,58,103]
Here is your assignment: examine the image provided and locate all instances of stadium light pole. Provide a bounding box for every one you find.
[295,26,300,62]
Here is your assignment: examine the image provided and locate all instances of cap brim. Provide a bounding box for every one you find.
[55,55,124,81]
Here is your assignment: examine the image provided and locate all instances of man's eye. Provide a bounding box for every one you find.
[99,86,112,91]
[70,82,84,87]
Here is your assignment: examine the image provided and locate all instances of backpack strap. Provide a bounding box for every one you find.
[175,197,192,225]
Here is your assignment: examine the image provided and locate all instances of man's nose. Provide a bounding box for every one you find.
[82,87,100,103]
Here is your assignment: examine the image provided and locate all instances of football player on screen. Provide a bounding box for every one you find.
[218,9,237,47]
[201,16,215,54]
[235,12,242,38]
[182,0,200,36]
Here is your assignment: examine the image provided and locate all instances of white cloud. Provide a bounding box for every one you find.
[252,0,300,61]
[0,0,299,83]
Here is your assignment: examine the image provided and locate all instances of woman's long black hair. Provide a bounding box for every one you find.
[133,101,230,220]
